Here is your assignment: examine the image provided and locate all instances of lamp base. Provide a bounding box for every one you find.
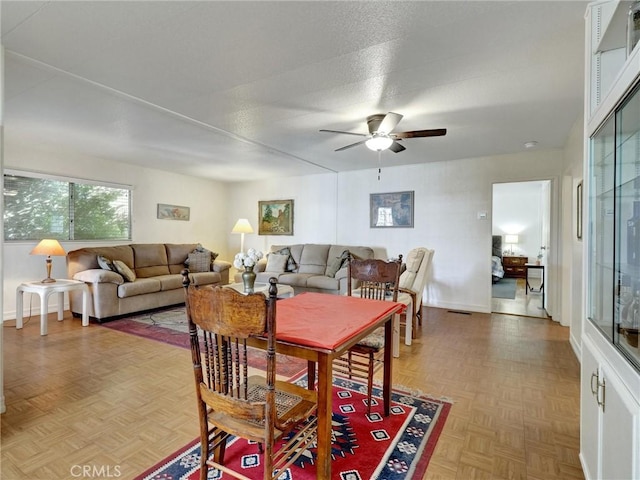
[41,277,56,283]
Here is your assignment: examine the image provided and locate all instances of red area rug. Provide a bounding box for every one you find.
[135,373,451,480]
[101,307,306,378]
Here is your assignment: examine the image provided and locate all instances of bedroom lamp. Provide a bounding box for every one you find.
[231,218,253,253]
[505,234,519,255]
[30,239,66,283]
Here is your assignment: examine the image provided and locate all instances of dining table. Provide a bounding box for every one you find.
[247,291,404,480]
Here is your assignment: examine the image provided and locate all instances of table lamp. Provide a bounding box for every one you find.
[30,239,67,283]
[231,218,253,253]
[504,234,519,255]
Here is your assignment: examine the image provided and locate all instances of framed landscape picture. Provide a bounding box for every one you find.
[258,199,294,235]
[370,191,414,228]
[157,203,190,221]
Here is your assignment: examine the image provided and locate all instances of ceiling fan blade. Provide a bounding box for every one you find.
[389,140,406,153]
[319,129,368,137]
[335,140,368,151]
[377,112,403,135]
[393,128,447,139]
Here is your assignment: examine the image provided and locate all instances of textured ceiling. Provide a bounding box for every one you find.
[1,1,588,182]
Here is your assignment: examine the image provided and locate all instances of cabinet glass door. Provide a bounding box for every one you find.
[589,113,615,341]
[615,82,640,369]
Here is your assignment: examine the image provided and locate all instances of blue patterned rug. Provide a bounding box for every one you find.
[135,374,452,480]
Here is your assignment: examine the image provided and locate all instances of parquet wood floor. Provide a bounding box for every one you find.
[492,278,548,319]
[1,306,582,480]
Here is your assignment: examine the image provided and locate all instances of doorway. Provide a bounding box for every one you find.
[492,180,550,319]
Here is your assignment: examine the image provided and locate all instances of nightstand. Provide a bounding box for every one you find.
[502,256,528,278]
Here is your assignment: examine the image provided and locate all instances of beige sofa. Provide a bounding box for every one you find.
[234,244,374,295]
[67,243,231,321]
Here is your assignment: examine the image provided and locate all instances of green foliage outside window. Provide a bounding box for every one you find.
[3,173,131,241]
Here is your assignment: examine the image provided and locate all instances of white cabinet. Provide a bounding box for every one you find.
[583,2,640,479]
[581,337,639,480]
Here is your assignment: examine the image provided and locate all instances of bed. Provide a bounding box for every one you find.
[492,235,505,283]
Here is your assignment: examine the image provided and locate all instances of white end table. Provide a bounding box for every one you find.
[224,282,294,299]
[16,279,90,336]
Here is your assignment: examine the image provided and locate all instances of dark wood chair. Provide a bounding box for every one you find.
[333,255,402,415]
[182,272,317,480]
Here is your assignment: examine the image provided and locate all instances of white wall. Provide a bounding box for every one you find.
[561,116,585,355]
[2,139,230,320]
[229,149,566,316]
[2,138,576,326]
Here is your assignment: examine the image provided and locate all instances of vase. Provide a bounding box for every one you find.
[241,266,256,293]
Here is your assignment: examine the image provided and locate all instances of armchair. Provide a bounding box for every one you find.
[397,247,434,345]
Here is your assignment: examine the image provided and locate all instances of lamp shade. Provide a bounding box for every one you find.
[231,218,254,234]
[30,239,66,256]
[504,234,519,244]
[365,135,393,152]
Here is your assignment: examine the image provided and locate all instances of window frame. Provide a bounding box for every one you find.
[3,169,133,242]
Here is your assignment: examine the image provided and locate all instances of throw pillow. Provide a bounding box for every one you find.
[187,251,212,273]
[97,255,115,271]
[275,247,297,272]
[184,244,219,269]
[113,260,137,282]
[265,253,288,273]
[325,249,350,278]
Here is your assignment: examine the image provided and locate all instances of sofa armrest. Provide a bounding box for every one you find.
[212,260,232,284]
[212,259,232,273]
[335,267,348,280]
[255,258,267,273]
[73,269,124,285]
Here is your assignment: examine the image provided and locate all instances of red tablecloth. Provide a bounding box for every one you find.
[275,292,404,350]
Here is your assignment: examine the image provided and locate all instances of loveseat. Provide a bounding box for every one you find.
[67,243,231,321]
[234,244,374,295]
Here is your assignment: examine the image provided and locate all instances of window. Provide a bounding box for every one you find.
[3,172,131,241]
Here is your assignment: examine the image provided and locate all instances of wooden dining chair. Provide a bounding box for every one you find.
[334,255,402,414]
[181,272,318,480]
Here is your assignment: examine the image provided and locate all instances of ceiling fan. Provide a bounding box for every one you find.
[319,112,446,153]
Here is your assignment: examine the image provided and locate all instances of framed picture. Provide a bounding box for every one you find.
[157,203,190,221]
[258,199,294,235]
[370,191,414,228]
[577,180,583,240]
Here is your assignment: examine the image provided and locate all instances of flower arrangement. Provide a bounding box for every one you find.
[233,248,264,270]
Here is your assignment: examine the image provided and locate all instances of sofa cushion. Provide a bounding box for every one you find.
[117,278,161,298]
[271,244,304,272]
[328,245,374,262]
[306,275,340,290]
[298,244,331,275]
[165,243,198,274]
[156,274,184,291]
[255,271,285,283]
[66,245,135,278]
[265,253,289,273]
[273,247,297,271]
[187,251,211,272]
[97,255,115,271]
[132,244,171,277]
[190,271,221,286]
[275,273,318,288]
[113,260,137,282]
[325,249,350,277]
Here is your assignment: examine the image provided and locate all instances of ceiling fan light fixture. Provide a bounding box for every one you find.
[365,135,393,151]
